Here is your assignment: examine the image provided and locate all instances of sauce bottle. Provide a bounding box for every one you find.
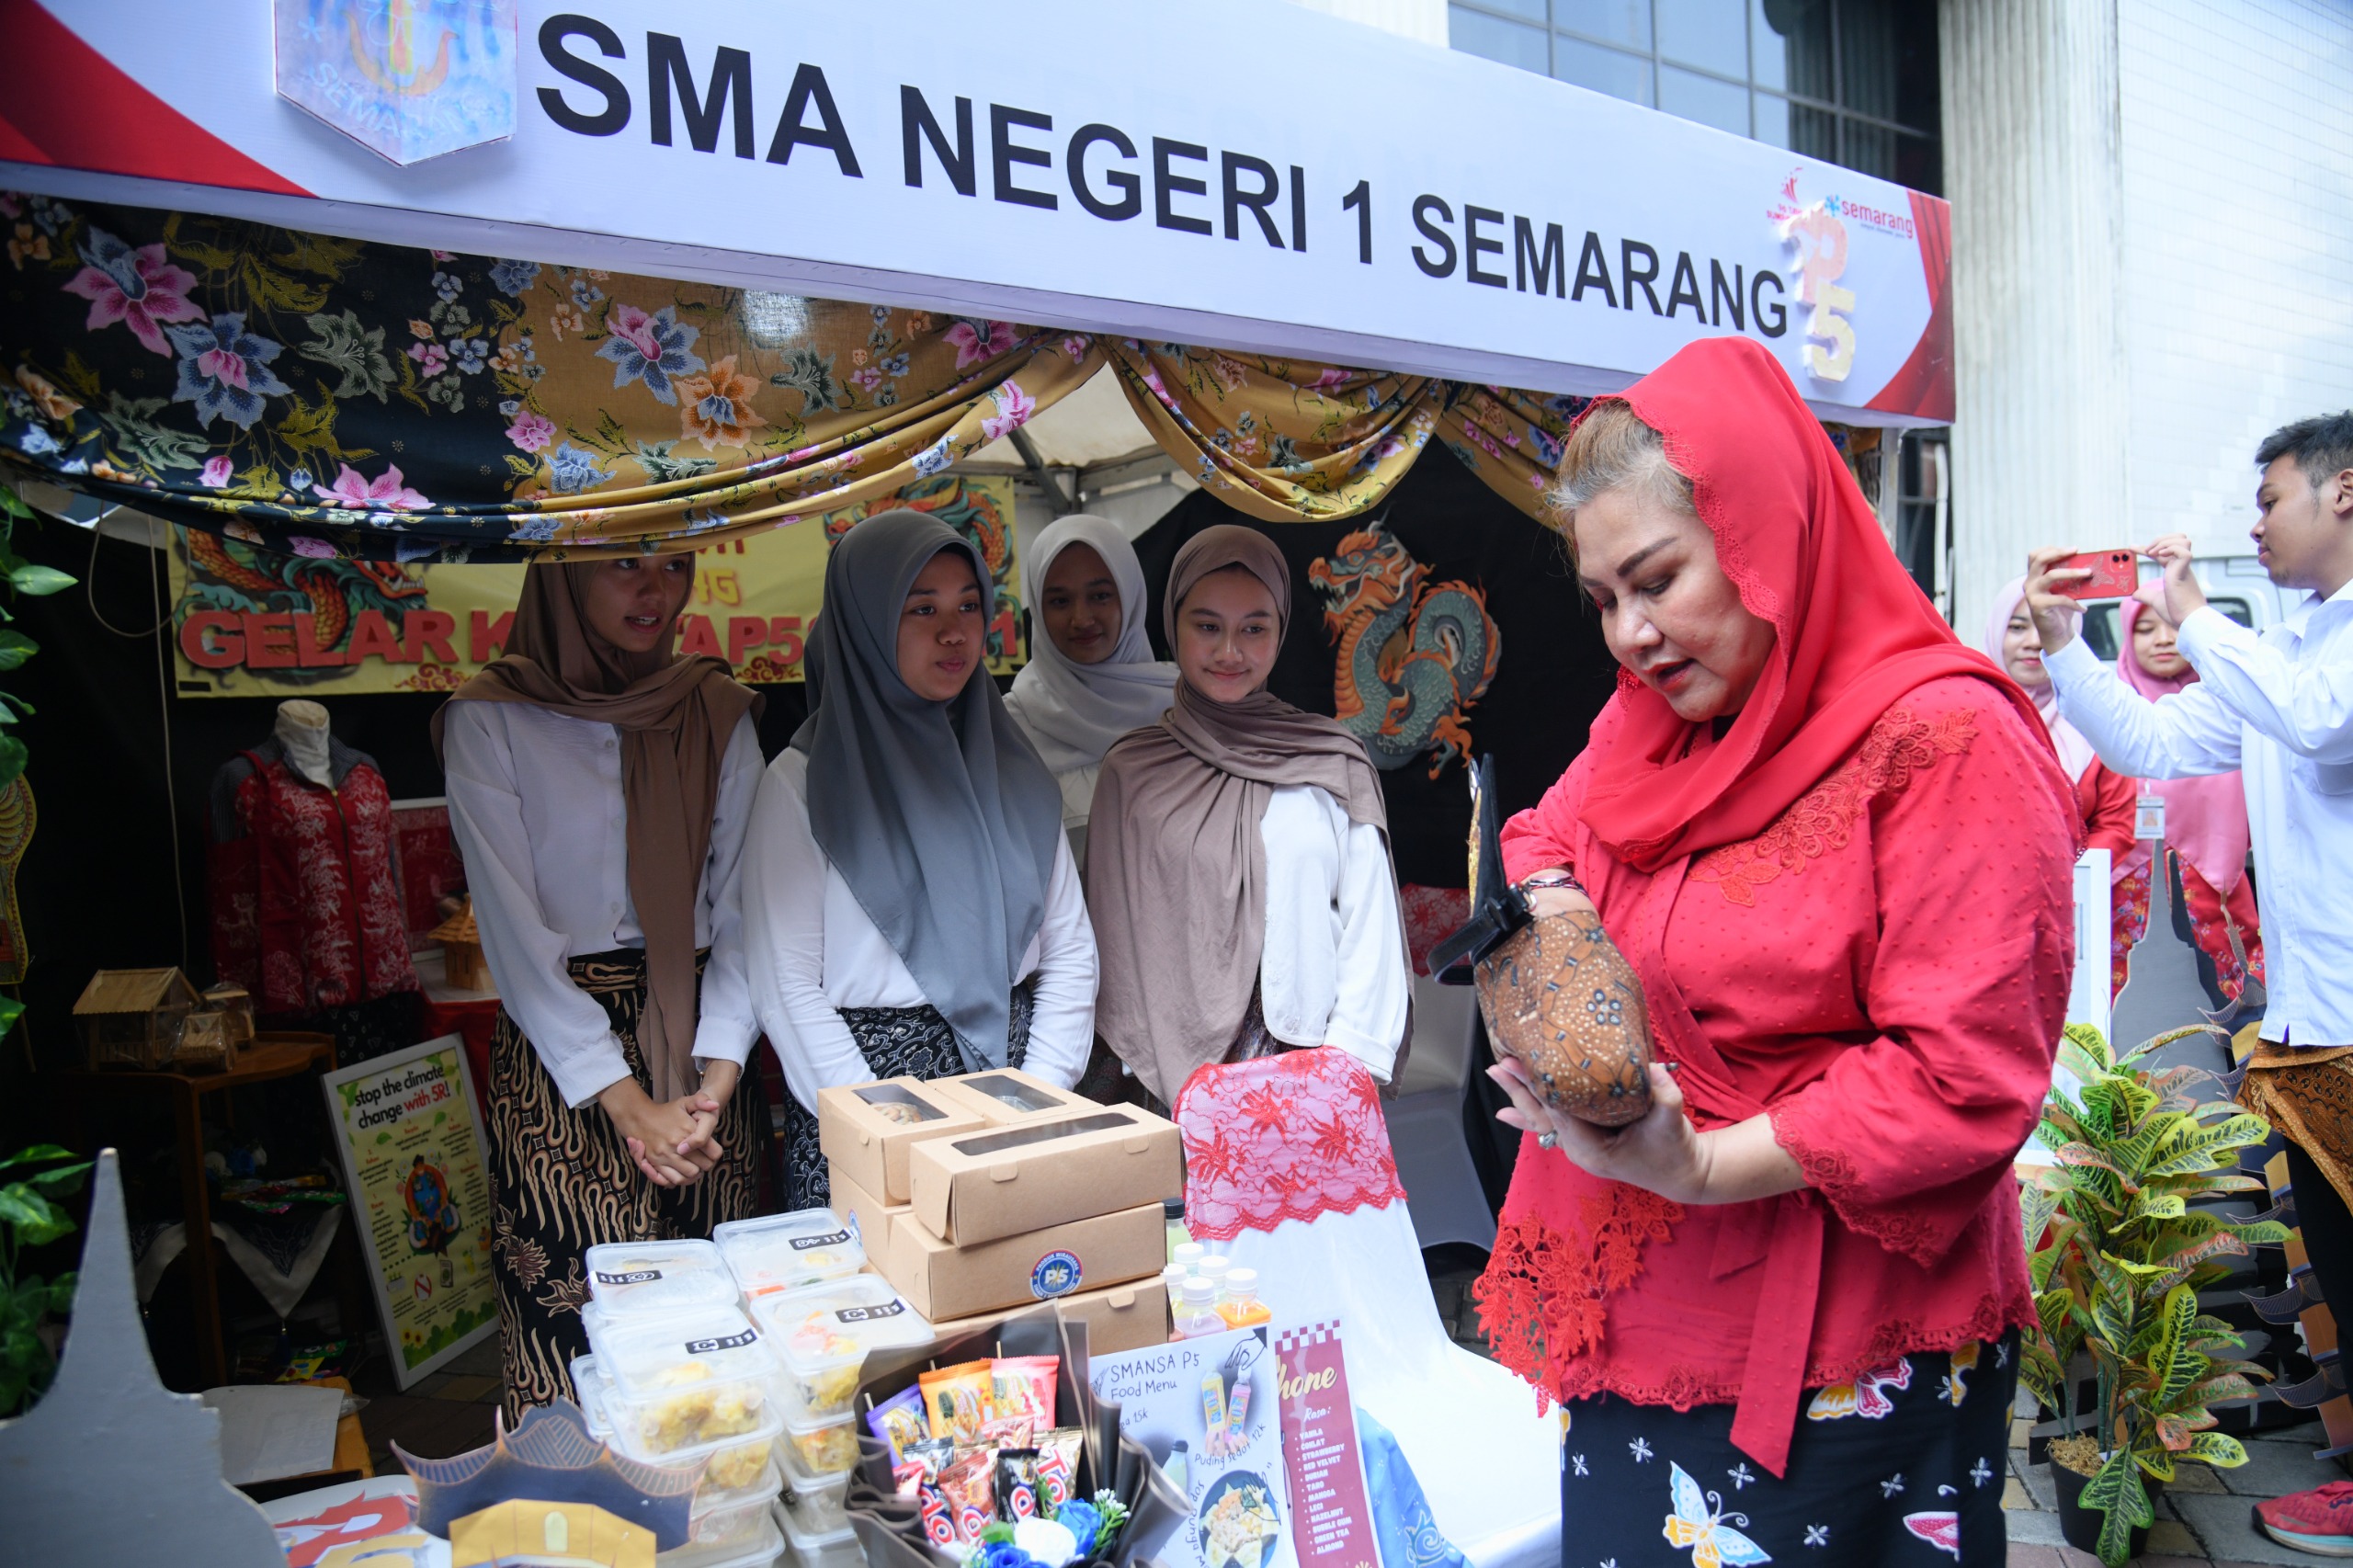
[1217,1267,1270,1328]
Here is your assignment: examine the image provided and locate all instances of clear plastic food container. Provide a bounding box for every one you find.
[772,1495,863,1568]
[594,1306,784,1464]
[775,1433,854,1535]
[656,1502,783,1568]
[711,1210,865,1301]
[692,1449,782,1515]
[585,1239,739,1317]
[570,1354,613,1437]
[749,1276,931,1416]
[779,1402,860,1478]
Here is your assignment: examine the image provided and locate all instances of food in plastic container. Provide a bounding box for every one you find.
[686,1494,777,1553]
[593,1306,782,1462]
[710,1209,865,1300]
[749,1274,931,1415]
[782,1403,860,1476]
[583,1238,736,1317]
[690,1451,780,1515]
[569,1355,613,1437]
[776,1431,855,1535]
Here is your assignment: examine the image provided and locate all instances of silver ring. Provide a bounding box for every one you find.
[1537,1131,1560,1151]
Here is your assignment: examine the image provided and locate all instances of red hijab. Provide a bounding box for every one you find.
[1576,338,2052,870]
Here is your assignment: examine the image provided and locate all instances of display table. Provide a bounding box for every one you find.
[414,947,499,1098]
[62,1034,335,1387]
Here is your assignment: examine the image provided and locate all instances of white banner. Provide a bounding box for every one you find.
[2,0,1950,423]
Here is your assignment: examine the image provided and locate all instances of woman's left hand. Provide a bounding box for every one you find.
[1489,1057,1711,1202]
[623,1062,737,1185]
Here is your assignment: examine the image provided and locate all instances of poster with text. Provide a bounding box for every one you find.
[167,472,1021,695]
[1271,1321,1381,1568]
[321,1034,497,1389]
[1090,1327,1291,1568]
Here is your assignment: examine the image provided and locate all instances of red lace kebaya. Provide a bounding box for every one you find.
[1473,338,2080,1479]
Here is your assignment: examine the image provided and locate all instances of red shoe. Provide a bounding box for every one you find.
[2256,1482,2353,1556]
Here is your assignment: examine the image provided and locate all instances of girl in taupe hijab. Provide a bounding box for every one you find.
[1086,525,1412,1106]
[438,556,765,1420]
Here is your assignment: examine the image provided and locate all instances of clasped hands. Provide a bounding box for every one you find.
[601,1059,738,1187]
[2022,535,2204,654]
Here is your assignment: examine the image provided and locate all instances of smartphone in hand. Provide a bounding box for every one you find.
[2049,549,2140,600]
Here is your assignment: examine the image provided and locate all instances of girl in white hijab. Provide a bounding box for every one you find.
[1004,515,1179,859]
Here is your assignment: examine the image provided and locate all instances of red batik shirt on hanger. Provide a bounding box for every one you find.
[210,739,418,1015]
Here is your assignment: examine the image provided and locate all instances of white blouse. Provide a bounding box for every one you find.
[742,748,1098,1111]
[441,701,765,1108]
[1256,784,1412,1083]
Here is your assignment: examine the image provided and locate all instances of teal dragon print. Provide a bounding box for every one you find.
[1309,525,1501,778]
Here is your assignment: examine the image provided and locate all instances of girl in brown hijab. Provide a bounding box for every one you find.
[1087,525,1413,1106]
[437,556,765,1419]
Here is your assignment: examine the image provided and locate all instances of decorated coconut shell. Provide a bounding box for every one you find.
[1473,908,1655,1127]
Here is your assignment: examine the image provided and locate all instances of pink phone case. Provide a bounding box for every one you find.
[2052,550,2139,600]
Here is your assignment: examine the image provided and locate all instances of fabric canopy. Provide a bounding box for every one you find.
[0,193,1884,557]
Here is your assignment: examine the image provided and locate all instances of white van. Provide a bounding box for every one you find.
[2074,552,2298,660]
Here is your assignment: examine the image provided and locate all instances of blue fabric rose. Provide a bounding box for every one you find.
[978,1541,1037,1568]
[1053,1499,1102,1558]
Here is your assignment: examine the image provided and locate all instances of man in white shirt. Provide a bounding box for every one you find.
[2025,412,2353,1551]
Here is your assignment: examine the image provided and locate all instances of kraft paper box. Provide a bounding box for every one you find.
[886,1201,1165,1322]
[925,1278,1173,1357]
[816,1077,986,1206]
[925,1067,1094,1128]
[828,1163,910,1281]
[908,1103,1183,1245]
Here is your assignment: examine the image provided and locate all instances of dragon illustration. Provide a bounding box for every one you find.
[1309,525,1500,778]
[183,528,429,675]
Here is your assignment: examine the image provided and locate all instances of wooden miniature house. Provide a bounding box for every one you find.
[429,898,490,992]
[74,967,200,1071]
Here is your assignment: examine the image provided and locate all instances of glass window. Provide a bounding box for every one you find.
[1450,6,1552,72]
[1659,66,1750,134]
[1552,34,1654,104]
[1657,0,1747,80]
[1747,0,1788,89]
[1752,89,1790,146]
[1555,0,1651,50]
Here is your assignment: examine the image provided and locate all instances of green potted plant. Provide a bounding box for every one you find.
[1,1143,88,1416]
[2018,1022,2286,1564]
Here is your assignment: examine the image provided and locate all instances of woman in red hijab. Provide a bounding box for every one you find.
[1476,338,2077,1566]
[2116,585,2266,997]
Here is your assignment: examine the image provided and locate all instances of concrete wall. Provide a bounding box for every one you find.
[1942,0,2353,634]
[2117,0,2353,562]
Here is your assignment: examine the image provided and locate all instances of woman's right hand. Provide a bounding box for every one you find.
[598,1079,716,1187]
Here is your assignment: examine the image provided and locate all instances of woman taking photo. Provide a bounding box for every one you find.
[1002,514,1179,862]
[1479,338,2076,1566]
[438,556,766,1418]
[2115,584,2266,996]
[1086,524,1411,1108]
[742,510,1095,1209]
[1985,578,2143,994]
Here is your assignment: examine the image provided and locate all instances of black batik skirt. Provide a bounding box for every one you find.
[1556,1332,2018,1568]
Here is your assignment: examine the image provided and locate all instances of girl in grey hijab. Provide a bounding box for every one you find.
[742,510,1098,1208]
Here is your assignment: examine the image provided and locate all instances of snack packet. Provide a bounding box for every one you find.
[979,1414,1036,1451]
[995,1448,1042,1521]
[1036,1427,1084,1512]
[991,1355,1061,1428]
[920,1360,995,1446]
[896,1436,956,1497]
[868,1384,930,1464]
[918,1486,959,1549]
[938,1447,998,1544]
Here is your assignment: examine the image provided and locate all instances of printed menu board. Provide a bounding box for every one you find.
[1090,1326,1293,1568]
[321,1034,497,1388]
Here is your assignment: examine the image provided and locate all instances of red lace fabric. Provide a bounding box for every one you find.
[1176,1047,1407,1244]
[1398,883,1470,976]
[1474,1186,1684,1415]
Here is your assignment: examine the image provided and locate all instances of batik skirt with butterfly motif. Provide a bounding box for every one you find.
[1556,1331,2018,1568]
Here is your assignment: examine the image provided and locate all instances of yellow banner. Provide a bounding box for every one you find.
[167,474,1023,696]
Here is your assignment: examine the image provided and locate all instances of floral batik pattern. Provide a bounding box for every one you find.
[1556,1334,2016,1567]
[0,194,1098,560]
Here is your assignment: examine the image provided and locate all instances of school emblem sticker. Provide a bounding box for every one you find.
[1029,1249,1083,1300]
